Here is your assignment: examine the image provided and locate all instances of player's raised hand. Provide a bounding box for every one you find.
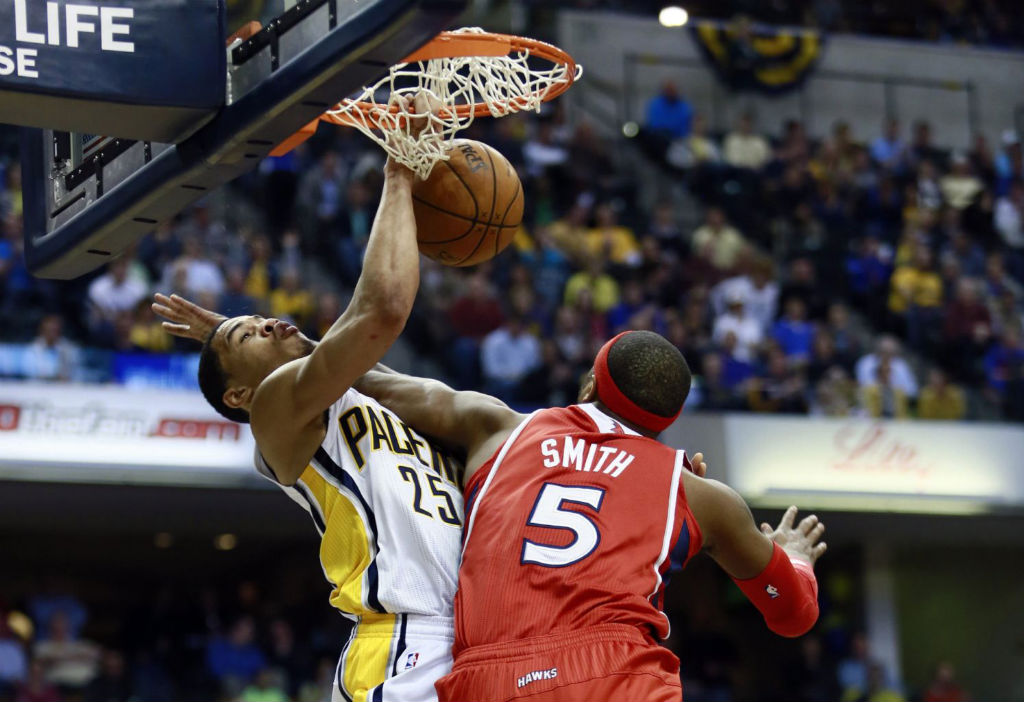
[760,506,827,565]
[152,293,226,343]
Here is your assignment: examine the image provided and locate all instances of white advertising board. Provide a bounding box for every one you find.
[0,382,258,486]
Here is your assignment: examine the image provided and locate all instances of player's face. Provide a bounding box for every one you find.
[216,315,315,392]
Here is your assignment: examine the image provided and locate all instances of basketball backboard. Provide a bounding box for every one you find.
[6,0,467,279]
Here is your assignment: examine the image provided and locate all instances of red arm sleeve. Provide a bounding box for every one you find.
[732,542,819,637]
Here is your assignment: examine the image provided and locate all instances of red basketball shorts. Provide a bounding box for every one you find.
[435,624,682,702]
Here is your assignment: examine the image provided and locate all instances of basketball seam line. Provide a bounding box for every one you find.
[495,171,522,258]
[411,195,520,232]
[454,145,501,265]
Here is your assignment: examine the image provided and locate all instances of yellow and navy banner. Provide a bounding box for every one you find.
[690,21,824,94]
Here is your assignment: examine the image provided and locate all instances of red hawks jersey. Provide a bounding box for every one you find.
[454,403,703,653]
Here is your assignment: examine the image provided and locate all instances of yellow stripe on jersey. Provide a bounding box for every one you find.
[342,614,397,702]
[298,467,376,616]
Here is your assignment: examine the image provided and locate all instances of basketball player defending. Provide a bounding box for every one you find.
[355,330,827,702]
[153,97,463,702]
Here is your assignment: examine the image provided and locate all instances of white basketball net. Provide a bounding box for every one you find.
[326,27,582,179]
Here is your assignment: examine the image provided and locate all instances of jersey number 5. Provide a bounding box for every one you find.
[521,483,605,567]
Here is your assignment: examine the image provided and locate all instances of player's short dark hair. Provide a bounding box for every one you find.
[605,331,691,418]
[198,322,250,424]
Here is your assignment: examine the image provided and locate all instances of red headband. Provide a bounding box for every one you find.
[593,332,682,433]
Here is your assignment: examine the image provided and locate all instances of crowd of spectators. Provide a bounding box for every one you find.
[2,91,1023,421]
[0,570,972,702]
[535,0,1024,49]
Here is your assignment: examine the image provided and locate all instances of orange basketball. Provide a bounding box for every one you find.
[412,139,524,267]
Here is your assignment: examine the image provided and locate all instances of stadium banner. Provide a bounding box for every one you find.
[0,382,258,487]
[666,414,1024,513]
[690,20,823,93]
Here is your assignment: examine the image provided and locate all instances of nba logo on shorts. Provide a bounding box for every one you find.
[404,652,419,670]
[766,584,780,599]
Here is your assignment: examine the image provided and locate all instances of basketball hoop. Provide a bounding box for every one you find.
[271,27,582,179]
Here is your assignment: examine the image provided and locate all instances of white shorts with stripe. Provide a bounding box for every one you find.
[334,613,454,702]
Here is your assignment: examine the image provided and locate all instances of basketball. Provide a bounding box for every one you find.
[412,139,524,267]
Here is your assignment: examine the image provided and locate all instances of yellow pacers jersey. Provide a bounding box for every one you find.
[255,389,463,619]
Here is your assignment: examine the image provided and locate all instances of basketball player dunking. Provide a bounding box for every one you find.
[153,96,465,702]
[355,330,827,702]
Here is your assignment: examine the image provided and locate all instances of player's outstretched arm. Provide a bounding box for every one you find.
[356,370,524,487]
[684,475,825,637]
[251,152,421,480]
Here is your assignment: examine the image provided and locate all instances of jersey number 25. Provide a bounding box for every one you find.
[521,483,606,567]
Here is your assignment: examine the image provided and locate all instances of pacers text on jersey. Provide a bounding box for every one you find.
[539,436,635,477]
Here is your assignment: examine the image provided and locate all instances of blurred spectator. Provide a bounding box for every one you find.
[480,316,541,400]
[24,315,79,381]
[668,114,721,170]
[644,201,687,257]
[523,120,569,179]
[907,120,943,171]
[712,293,763,362]
[14,659,60,702]
[918,369,966,420]
[779,258,829,321]
[870,118,906,171]
[244,236,277,301]
[82,650,131,702]
[814,366,858,417]
[220,266,262,318]
[129,301,174,353]
[827,302,860,359]
[784,634,840,702]
[239,669,288,702]
[206,617,266,696]
[916,160,943,212]
[772,297,815,362]
[710,256,779,333]
[165,236,225,299]
[746,346,808,414]
[856,336,919,398]
[583,203,641,267]
[921,661,968,702]
[297,150,346,246]
[939,153,983,209]
[33,612,100,693]
[545,201,590,263]
[846,236,893,313]
[983,326,1024,402]
[521,226,573,309]
[723,112,771,171]
[995,130,1023,195]
[0,617,27,694]
[942,277,992,377]
[692,207,748,272]
[694,351,743,411]
[333,180,375,286]
[889,244,943,348]
[564,256,620,314]
[88,258,147,328]
[860,358,910,419]
[644,82,693,140]
[994,179,1024,279]
[842,662,907,702]
[807,329,853,385]
[269,268,314,328]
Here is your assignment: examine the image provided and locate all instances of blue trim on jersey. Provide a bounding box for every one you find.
[371,683,384,702]
[293,480,327,534]
[314,447,385,613]
[663,521,692,590]
[391,614,408,677]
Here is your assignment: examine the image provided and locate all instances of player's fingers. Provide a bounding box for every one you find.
[760,523,773,535]
[809,522,826,543]
[813,542,828,559]
[798,514,819,535]
[153,293,171,305]
[161,321,190,334]
[779,505,798,530]
[151,302,172,317]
